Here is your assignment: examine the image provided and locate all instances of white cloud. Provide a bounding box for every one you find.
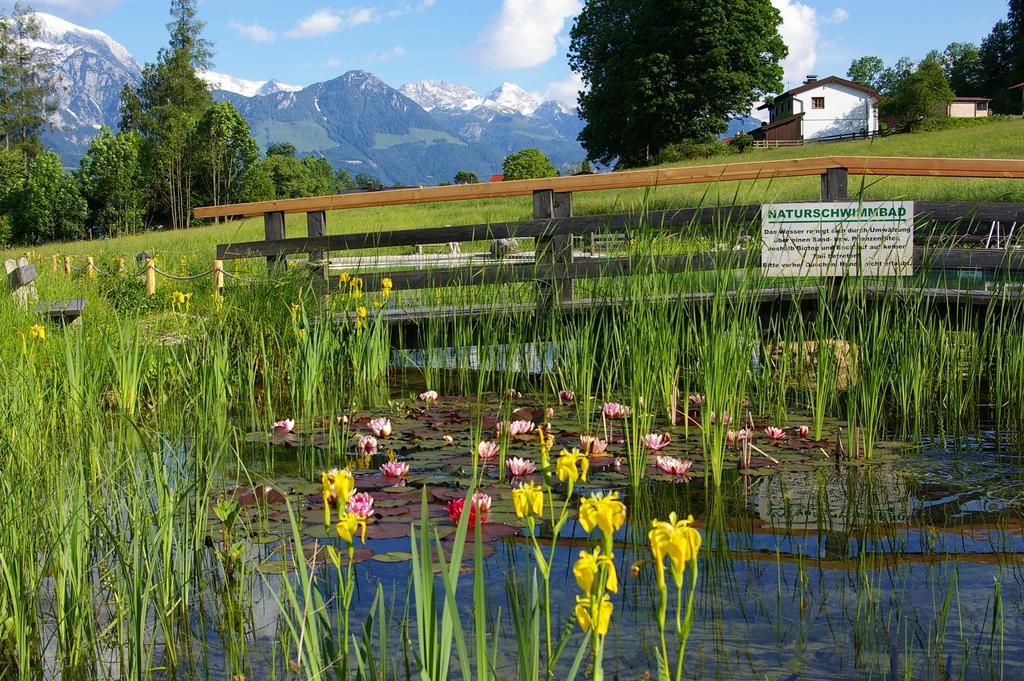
[362,46,406,62]
[828,8,849,24]
[387,0,436,17]
[543,72,585,107]
[474,0,581,69]
[285,8,376,39]
[771,0,820,88]
[323,57,343,68]
[228,19,277,43]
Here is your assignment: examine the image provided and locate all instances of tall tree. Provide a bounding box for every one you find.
[568,0,786,167]
[980,19,1019,112]
[13,150,86,243]
[120,0,214,227]
[195,101,258,207]
[0,3,57,154]
[79,128,149,238]
[847,56,885,89]
[941,42,984,96]
[876,57,914,97]
[883,57,955,129]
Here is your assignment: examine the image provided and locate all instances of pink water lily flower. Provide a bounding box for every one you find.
[357,435,378,455]
[272,419,295,436]
[559,390,575,402]
[507,457,537,477]
[368,417,392,438]
[579,435,608,455]
[506,388,522,399]
[380,460,409,478]
[688,394,704,406]
[655,455,694,477]
[709,411,731,426]
[764,426,785,441]
[505,420,534,436]
[471,491,492,514]
[345,492,375,520]
[798,425,811,438]
[419,390,439,403]
[477,440,500,461]
[643,432,672,451]
[443,434,454,443]
[602,402,632,419]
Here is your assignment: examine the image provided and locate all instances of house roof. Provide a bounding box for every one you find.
[760,76,880,110]
[952,96,992,102]
[1010,81,1024,89]
[760,112,804,131]
[488,173,504,183]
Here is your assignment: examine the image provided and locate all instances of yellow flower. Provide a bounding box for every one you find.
[351,289,364,301]
[381,287,392,299]
[512,482,543,519]
[349,277,364,290]
[573,547,618,595]
[649,512,701,587]
[297,328,307,341]
[322,468,355,506]
[339,272,351,284]
[574,594,613,636]
[356,306,368,318]
[373,299,384,309]
[28,324,45,341]
[354,318,366,330]
[579,492,626,537]
[381,277,393,290]
[336,511,367,544]
[556,448,589,484]
[171,291,191,306]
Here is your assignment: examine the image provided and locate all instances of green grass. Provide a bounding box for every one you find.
[5,119,1024,267]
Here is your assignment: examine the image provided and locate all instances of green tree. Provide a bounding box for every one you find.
[13,150,86,243]
[195,101,258,206]
[502,148,557,181]
[354,173,382,190]
[334,167,355,191]
[237,162,275,202]
[883,57,955,129]
[0,4,58,154]
[941,42,984,96]
[453,170,478,184]
[847,56,885,89]
[877,57,914,97]
[261,154,309,199]
[301,155,335,196]
[568,0,786,167]
[79,128,149,238]
[0,146,26,244]
[266,141,297,157]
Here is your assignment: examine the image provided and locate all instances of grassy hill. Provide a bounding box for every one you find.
[6,118,1024,266]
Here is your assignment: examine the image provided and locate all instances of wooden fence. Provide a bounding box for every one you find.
[194,156,1024,313]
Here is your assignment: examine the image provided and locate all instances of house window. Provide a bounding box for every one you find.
[977,101,988,111]
[811,97,825,109]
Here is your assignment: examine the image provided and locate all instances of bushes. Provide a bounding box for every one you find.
[654,137,734,164]
[502,148,557,181]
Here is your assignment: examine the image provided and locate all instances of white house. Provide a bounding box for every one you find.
[753,75,879,143]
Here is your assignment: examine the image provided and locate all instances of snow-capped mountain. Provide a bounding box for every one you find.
[33,12,141,156]
[483,83,543,116]
[201,70,302,98]
[397,80,484,112]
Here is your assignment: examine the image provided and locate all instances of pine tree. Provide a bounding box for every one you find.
[0,3,58,155]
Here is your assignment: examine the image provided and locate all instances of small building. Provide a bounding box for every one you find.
[948,96,991,118]
[488,173,504,183]
[752,75,879,144]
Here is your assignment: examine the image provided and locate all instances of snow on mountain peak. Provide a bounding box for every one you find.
[398,80,484,112]
[32,12,137,70]
[483,82,542,116]
[201,70,301,97]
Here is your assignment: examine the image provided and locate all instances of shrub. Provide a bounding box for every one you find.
[654,137,734,164]
[502,148,557,181]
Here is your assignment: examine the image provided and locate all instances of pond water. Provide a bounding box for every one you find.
[207,394,1024,681]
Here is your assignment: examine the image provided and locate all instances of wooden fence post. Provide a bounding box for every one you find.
[86,257,95,279]
[264,211,286,269]
[534,189,574,304]
[307,210,327,280]
[145,258,156,297]
[51,254,58,272]
[63,256,72,276]
[213,259,225,297]
[118,258,126,274]
[821,167,849,201]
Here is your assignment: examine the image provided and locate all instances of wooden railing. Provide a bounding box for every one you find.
[195,156,1024,310]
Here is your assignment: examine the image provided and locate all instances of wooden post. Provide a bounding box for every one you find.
[51,254,58,272]
[86,256,95,279]
[820,167,849,201]
[306,210,327,280]
[534,189,574,304]
[264,211,286,269]
[213,259,225,297]
[145,258,156,297]
[118,258,126,274]
[63,256,72,276]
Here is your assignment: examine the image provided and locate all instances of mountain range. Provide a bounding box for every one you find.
[32,12,588,185]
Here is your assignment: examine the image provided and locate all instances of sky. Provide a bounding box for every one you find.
[10,0,1014,103]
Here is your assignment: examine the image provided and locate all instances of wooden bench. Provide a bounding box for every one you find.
[6,256,86,324]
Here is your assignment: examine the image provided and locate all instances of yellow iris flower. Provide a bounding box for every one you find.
[512,481,543,519]
[356,306,368,318]
[336,511,367,544]
[579,491,626,537]
[573,547,618,595]
[556,448,589,484]
[28,324,45,341]
[574,594,613,636]
[649,512,702,587]
[381,277,393,290]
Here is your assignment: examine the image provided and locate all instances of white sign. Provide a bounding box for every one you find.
[761,201,914,277]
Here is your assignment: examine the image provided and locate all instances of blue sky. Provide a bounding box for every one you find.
[17,0,1014,102]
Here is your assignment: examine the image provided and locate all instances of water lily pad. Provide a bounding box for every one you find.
[373,551,413,563]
